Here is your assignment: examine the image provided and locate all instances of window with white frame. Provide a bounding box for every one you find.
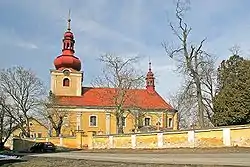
[89,115,97,127]
[144,117,151,126]
[168,118,173,128]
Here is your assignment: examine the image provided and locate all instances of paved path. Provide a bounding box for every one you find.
[30,152,250,166]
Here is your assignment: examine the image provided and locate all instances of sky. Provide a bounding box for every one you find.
[1,0,250,101]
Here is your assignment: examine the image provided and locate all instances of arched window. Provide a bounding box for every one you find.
[63,78,70,87]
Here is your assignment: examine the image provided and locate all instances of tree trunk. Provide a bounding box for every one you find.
[0,141,4,151]
[25,117,31,138]
[134,115,142,132]
[0,113,3,146]
[117,115,124,134]
[196,79,205,128]
[55,128,61,137]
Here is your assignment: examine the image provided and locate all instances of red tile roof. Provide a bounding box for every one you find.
[57,87,173,110]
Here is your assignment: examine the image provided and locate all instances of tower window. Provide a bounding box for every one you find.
[63,78,70,87]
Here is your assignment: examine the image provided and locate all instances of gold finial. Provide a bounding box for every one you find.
[67,9,71,31]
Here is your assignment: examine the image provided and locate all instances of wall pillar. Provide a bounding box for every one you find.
[188,131,195,147]
[76,131,85,149]
[76,112,82,131]
[87,131,94,149]
[10,134,13,150]
[223,128,231,146]
[60,137,63,146]
[108,136,113,149]
[131,134,136,149]
[165,113,168,128]
[157,133,163,148]
[173,112,179,130]
[105,113,111,135]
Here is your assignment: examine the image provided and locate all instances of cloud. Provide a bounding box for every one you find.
[0,28,38,50]
[1,0,250,101]
[16,42,38,50]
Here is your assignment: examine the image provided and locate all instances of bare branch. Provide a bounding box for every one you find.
[0,66,46,137]
[229,44,242,56]
[92,53,144,134]
[163,0,216,128]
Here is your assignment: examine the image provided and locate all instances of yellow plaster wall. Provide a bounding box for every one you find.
[82,112,107,134]
[12,129,21,137]
[61,112,77,136]
[30,120,48,138]
[64,110,178,136]
[48,137,61,146]
[173,112,178,130]
[136,134,158,148]
[14,125,250,150]
[110,113,117,134]
[62,137,78,148]
[145,112,162,127]
[123,113,136,133]
[34,137,78,148]
[162,112,167,128]
[231,128,250,147]
[195,130,223,147]
[12,119,48,138]
[113,135,132,148]
[163,132,188,148]
[51,70,82,96]
[93,136,109,149]
[29,110,177,138]
[107,111,176,134]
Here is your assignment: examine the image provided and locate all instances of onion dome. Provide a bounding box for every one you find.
[54,55,81,71]
[53,11,81,71]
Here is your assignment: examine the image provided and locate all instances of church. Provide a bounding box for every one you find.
[50,17,178,136]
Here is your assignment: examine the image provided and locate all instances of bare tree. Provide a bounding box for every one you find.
[168,83,196,129]
[128,109,146,132]
[229,45,242,56]
[162,0,216,128]
[0,92,17,150]
[0,66,46,137]
[200,57,216,126]
[39,92,67,137]
[93,54,144,134]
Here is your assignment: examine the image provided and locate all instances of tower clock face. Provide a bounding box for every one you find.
[63,69,70,76]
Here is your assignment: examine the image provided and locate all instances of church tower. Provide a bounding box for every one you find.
[146,62,155,92]
[50,12,83,96]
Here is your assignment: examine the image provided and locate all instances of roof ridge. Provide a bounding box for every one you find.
[57,87,174,110]
[153,91,173,108]
[82,86,146,91]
